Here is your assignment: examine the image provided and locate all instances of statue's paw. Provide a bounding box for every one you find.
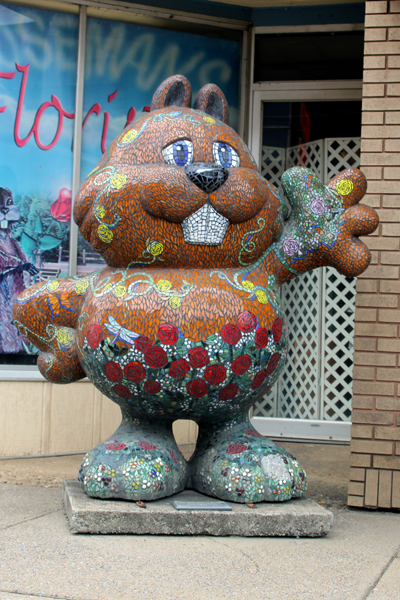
[190,426,306,503]
[277,167,378,278]
[78,434,188,501]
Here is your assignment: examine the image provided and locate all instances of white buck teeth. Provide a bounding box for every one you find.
[181,203,229,246]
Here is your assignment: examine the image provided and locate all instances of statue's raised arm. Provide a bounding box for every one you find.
[263,167,379,286]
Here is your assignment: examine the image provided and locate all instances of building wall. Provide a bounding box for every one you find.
[0,380,198,457]
[348,0,400,509]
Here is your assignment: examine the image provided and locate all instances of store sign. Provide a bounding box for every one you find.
[0,2,241,364]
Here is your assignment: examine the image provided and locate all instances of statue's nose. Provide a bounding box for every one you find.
[185,163,228,194]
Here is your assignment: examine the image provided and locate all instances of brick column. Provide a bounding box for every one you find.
[348,0,400,509]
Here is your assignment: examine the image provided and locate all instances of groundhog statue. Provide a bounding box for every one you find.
[13,75,378,503]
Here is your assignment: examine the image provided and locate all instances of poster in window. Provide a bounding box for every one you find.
[0,3,78,363]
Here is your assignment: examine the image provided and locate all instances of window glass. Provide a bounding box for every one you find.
[255,31,364,82]
[0,3,78,364]
[77,17,241,273]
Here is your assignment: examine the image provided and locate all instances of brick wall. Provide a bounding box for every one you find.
[348,0,400,509]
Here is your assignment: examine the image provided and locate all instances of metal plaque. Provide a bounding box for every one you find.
[171,500,232,511]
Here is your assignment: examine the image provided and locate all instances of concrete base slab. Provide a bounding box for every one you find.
[63,479,334,537]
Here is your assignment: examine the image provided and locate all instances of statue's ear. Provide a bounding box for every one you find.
[150,75,192,111]
[194,84,229,124]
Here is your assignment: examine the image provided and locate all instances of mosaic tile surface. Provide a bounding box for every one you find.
[13,75,378,503]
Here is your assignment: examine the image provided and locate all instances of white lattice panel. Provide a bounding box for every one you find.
[260,146,286,191]
[324,138,361,181]
[286,139,324,180]
[321,268,356,421]
[254,137,361,431]
[320,137,360,422]
[254,271,320,420]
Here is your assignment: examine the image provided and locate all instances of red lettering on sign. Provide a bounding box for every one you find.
[1,64,137,153]
[14,64,74,150]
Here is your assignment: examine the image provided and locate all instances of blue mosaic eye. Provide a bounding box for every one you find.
[212,142,240,168]
[162,140,193,167]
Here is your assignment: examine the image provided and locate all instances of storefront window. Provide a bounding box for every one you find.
[77,16,241,274]
[0,3,78,364]
[0,2,242,369]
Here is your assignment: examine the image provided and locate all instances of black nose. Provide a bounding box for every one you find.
[185,163,228,194]
[1,207,9,215]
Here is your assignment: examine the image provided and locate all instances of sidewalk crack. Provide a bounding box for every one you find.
[0,587,92,600]
[206,537,260,575]
[364,542,400,599]
[0,508,62,531]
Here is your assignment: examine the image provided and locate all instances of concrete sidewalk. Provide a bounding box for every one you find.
[0,443,399,600]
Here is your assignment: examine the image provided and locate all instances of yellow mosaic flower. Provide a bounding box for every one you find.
[47,280,59,292]
[95,204,106,219]
[56,327,74,348]
[74,280,89,295]
[255,290,269,305]
[169,296,181,309]
[157,279,172,292]
[110,173,127,190]
[113,285,126,298]
[203,116,216,124]
[98,224,114,243]
[336,179,354,196]
[122,129,138,144]
[242,280,255,291]
[147,240,164,256]
[103,283,113,292]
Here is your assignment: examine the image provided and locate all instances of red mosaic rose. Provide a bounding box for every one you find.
[231,354,252,375]
[169,450,178,464]
[245,428,263,438]
[266,352,281,375]
[226,444,247,455]
[124,361,146,383]
[170,358,190,379]
[105,442,126,451]
[134,336,152,353]
[221,324,241,345]
[105,361,123,382]
[86,322,102,349]
[237,310,257,333]
[251,369,268,389]
[114,384,131,399]
[186,378,208,398]
[204,364,226,386]
[138,441,157,450]
[158,323,179,345]
[219,383,239,401]
[255,327,269,349]
[188,347,209,369]
[144,380,161,394]
[272,318,283,343]
[144,346,168,369]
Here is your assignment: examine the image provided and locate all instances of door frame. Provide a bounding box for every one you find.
[248,81,362,443]
[249,81,363,170]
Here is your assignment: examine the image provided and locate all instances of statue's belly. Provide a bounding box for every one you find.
[77,268,287,420]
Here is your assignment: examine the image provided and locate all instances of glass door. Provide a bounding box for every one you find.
[250,85,362,442]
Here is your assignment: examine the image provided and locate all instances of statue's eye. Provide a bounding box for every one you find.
[6,197,12,205]
[162,140,193,167]
[213,142,240,168]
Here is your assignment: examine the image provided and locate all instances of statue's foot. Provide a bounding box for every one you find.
[189,419,306,503]
[78,418,188,501]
